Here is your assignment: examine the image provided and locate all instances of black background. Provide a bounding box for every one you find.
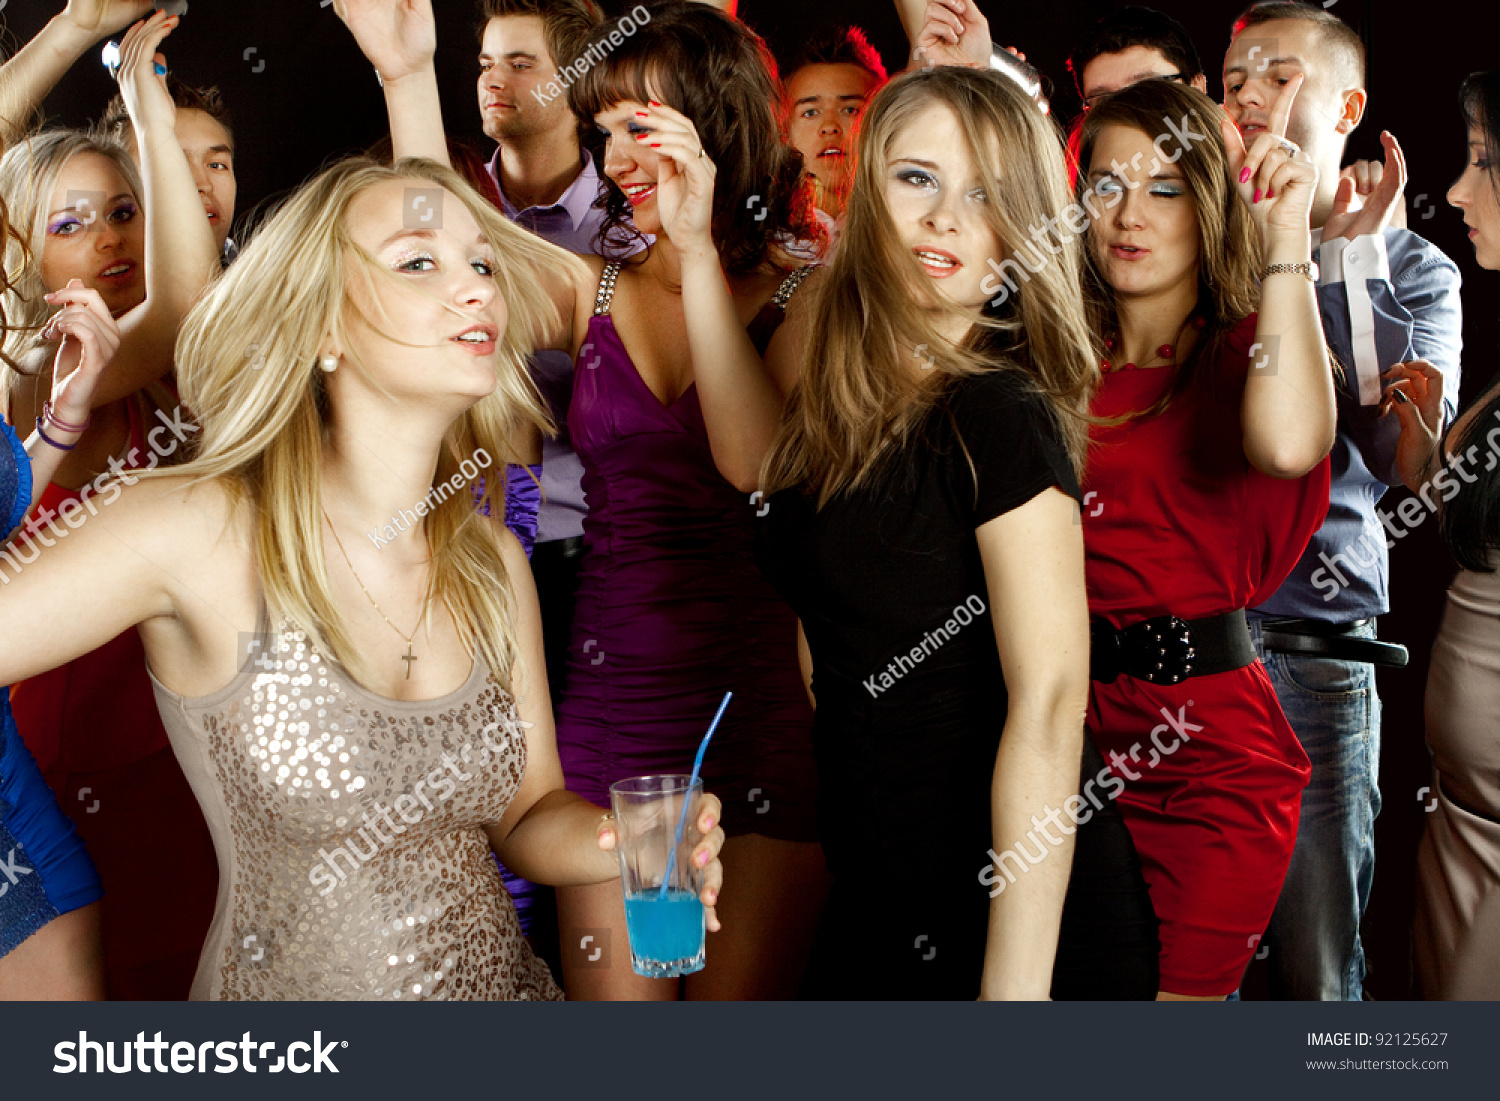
[2,0,1494,1001]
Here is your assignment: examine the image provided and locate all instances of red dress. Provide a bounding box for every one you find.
[1082,315,1329,996]
[9,398,217,999]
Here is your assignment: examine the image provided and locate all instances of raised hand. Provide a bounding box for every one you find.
[61,0,156,41]
[333,0,438,85]
[1326,132,1409,242]
[913,0,991,70]
[632,94,716,257]
[1379,359,1446,492]
[1219,73,1319,243]
[40,281,123,431]
[115,10,179,139]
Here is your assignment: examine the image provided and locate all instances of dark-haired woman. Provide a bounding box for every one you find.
[1073,79,1335,999]
[334,0,827,1000]
[547,1,831,1001]
[1386,70,1500,1001]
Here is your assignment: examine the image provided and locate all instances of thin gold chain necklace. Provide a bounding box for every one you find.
[322,508,436,680]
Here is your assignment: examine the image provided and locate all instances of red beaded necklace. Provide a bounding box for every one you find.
[1101,316,1207,373]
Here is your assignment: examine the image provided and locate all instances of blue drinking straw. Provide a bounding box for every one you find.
[659,691,732,900]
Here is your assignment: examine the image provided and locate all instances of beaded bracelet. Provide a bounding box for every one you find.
[35,417,79,452]
[41,400,90,433]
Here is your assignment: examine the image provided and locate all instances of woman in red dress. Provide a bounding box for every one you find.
[1071,79,1335,999]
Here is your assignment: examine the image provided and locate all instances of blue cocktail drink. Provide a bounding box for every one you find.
[623,889,706,977]
[609,775,708,978]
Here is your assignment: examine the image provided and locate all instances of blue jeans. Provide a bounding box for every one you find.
[1247,618,1381,1001]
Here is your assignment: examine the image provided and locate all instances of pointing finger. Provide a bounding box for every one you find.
[1268,71,1304,142]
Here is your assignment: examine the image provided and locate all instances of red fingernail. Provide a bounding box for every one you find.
[1240,167,1251,183]
[1253,188,1262,203]
[650,143,660,148]
[650,99,661,106]
[1266,188,1274,198]
[635,111,648,117]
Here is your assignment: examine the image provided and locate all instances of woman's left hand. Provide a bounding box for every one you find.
[115,9,178,138]
[596,791,727,932]
[41,280,122,425]
[632,93,717,259]
[1220,72,1320,243]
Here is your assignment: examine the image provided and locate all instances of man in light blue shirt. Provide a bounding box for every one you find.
[1224,2,1463,1001]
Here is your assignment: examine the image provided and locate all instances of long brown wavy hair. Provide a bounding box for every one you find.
[1069,80,1261,421]
[568,1,820,273]
[761,66,1099,505]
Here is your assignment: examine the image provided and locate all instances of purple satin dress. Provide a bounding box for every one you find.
[557,263,818,840]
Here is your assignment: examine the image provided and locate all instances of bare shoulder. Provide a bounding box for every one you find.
[109,471,246,539]
[481,508,530,573]
[99,473,255,590]
[762,265,825,393]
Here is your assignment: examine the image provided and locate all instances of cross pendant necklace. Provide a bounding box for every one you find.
[323,508,435,680]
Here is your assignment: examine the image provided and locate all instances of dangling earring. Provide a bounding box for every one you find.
[319,354,338,373]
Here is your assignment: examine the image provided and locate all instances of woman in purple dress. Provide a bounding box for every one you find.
[536,3,828,1000]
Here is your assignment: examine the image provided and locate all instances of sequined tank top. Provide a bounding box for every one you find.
[148,605,563,1001]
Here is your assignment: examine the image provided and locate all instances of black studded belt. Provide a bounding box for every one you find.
[1090,609,1256,686]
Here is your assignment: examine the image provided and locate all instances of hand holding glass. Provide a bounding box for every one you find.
[609,775,707,978]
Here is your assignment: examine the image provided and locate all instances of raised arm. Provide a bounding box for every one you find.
[630,99,795,491]
[0,1,154,142]
[977,485,1089,999]
[79,13,219,409]
[900,0,994,72]
[333,0,451,168]
[1221,76,1336,478]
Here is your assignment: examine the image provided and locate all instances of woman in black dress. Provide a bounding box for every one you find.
[754,66,1158,999]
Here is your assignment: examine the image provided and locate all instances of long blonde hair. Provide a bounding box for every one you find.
[154,156,586,690]
[0,130,146,387]
[761,67,1099,504]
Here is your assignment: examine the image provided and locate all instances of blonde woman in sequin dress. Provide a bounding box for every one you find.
[0,155,726,1000]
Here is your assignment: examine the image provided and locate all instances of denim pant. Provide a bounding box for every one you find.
[1247,618,1382,1000]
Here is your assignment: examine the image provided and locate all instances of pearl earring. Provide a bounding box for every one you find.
[319,354,338,373]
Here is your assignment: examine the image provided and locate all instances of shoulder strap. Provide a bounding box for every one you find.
[770,263,817,310]
[592,261,623,316]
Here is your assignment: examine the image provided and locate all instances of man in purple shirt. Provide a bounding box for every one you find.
[471,1,635,708]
